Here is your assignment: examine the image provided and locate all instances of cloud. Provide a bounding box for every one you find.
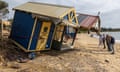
[4,0,120,28]
[6,0,120,13]
[101,9,120,28]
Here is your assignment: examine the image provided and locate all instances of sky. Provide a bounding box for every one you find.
[4,0,120,28]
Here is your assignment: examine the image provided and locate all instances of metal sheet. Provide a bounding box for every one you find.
[80,16,97,28]
[77,15,88,24]
[77,14,98,29]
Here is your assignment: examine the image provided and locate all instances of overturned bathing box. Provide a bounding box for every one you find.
[10,2,79,52]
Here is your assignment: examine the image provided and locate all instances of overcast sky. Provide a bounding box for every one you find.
[4,0,120,28]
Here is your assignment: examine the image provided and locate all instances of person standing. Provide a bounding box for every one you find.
[110,36,115,54]
[102,34,106,49]
[106,34,111,51]
[98,34,103,48]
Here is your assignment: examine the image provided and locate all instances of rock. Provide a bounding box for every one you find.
[8,62,21,69]
[16,58,29,63]
[58,56,63,60]
[105,59,109,63]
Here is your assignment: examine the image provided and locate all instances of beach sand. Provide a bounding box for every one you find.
[75,33,120,72]
[0,33,120,72]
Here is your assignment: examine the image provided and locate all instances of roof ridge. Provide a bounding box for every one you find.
[28,2,73,8]
[77,13,98,17]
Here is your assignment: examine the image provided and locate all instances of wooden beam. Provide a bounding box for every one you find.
[1,20,3,38]
[27,17,37,50]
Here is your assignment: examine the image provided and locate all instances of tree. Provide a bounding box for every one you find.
[0,1,9,65]
[0,0,9,15]
[0,0,9,32]
[0,0,9,48]
[0,1,9,24]
[0,1,9,36]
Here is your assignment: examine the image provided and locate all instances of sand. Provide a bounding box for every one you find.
[0,33,120,72]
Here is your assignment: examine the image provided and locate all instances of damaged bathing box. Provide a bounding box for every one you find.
[9,2,80,52]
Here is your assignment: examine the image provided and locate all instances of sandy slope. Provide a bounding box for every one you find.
[0,33,120,72]
[75,33,120,72]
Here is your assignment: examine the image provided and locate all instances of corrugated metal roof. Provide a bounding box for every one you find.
[77,14,88,24]
[13,2,74,18]
[77,14,99,29]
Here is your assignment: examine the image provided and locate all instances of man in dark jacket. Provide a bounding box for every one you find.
[110,36,115,54]
[106,34,111,51]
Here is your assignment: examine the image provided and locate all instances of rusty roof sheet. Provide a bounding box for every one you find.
[77,14,99,29]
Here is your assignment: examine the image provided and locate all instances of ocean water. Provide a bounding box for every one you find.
[102,32,120,43]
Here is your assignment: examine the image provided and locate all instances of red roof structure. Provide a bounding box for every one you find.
[77,13,100,30]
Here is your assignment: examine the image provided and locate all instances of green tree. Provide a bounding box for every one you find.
[0,0,9,34]
[0,0,9,17]
[0,1,9,64]
[0,0,9,39]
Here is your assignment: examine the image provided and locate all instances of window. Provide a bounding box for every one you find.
[44,27,48,32]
